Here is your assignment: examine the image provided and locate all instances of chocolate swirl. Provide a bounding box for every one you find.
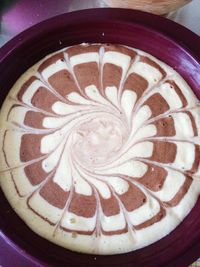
[0,44,200,254]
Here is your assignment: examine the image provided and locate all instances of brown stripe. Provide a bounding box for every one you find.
[165,80,188,107]
[101,224,128,236]
[60,226,95,236]
[117,182,146,212]
[154,116,176,137]
[74,62,100,90]
[164,176,192,207]
[140,56,166,78]
[31,86,58,113]
[20,134,44,162]
[134,206,166,230]
[2,130,9,167]
[24,111,46,129]
[100,193,120,216]
[24,160,48,185]
[66,45,100,57]
[69,192,96,218]
[103,63,122,89]
[17,76,37,101]
[11,172,24,197]
[190,145,200,174]
[39,179,69,209]
[144,93,170,118]
[185,111,198,136]
[150,141,177,164]
[38,52,64,73]
[138,164,167,192]
[103,44,137,58]
[48,69,79,97]
[123,73,148,99]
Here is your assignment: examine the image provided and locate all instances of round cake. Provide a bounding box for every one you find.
[0,43,200,255]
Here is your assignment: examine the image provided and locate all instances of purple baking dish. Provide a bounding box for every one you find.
[0,8,200,267]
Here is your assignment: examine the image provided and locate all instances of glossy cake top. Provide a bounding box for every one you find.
[0,44,200,254]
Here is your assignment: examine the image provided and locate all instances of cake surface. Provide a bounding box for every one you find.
[0,43,200,255]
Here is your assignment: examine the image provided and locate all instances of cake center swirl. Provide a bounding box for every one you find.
[72,117,126,167]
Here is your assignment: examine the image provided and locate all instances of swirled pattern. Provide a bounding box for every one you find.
[0,44,200,254]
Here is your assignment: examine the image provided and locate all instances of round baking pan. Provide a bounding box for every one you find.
[0,8,200,267]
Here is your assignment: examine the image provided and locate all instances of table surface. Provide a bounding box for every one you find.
[0,0,200,266]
